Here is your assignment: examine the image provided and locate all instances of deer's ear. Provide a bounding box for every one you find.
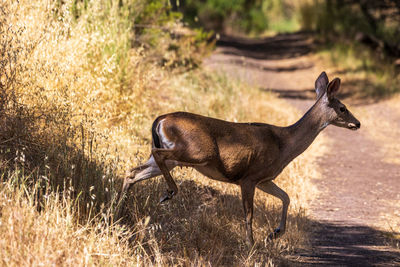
[315,71,329,98]
[327,78,341,99]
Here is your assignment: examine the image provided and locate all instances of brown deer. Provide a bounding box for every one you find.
[121,72,360,246]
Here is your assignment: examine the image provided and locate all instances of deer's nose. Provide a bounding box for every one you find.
[356,122,361,128]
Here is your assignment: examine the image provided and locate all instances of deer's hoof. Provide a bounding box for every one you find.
[267,228,281,241]
[159,190,174,203]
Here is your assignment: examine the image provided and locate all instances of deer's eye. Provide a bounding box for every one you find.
[340,107,346,113]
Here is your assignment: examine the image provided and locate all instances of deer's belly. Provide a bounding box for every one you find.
[193,165,233,183]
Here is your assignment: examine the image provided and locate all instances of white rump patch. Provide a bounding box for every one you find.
[158,119,175,149]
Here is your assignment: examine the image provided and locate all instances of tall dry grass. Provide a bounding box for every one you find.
[0,0,324,265]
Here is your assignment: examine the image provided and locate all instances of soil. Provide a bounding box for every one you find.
[205,33,400,266]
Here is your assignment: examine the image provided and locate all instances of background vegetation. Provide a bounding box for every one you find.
[298,0,400,98]
[172,0,302,35]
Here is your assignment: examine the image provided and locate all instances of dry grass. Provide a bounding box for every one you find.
[0,174,135,266]
[0,0,324,265]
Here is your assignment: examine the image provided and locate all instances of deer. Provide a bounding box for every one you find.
[120,72,360,246]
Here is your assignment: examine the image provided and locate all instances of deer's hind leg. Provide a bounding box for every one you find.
[151,148,180,202]
[117,155,166,218]
[122,155,162,193]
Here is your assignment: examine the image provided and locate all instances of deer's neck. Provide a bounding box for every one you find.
[281,99,327,165]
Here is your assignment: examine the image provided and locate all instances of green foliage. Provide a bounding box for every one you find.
[298,0,400,55]
[184,0,246,32]
[245,8,269,33]
[299,1,370,36]
[268,17,299,33]
[178,0,267,34]
[135,0,179,25]
[177,0,304,35]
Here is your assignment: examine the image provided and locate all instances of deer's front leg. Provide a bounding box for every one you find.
[240,182,256,247]
[257,180,290,240]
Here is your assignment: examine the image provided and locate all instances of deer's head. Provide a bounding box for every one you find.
[315,72,360,131]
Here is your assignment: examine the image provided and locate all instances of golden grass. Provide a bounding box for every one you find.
[0,175,135,266]
[0,0,324,265]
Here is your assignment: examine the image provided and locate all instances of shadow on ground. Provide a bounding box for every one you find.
[211,57,314,73]
[216,32,314,60]
[292,221,400,266]
[262,88,316,100]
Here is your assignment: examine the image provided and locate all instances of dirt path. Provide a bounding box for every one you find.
[205,33,400,266]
